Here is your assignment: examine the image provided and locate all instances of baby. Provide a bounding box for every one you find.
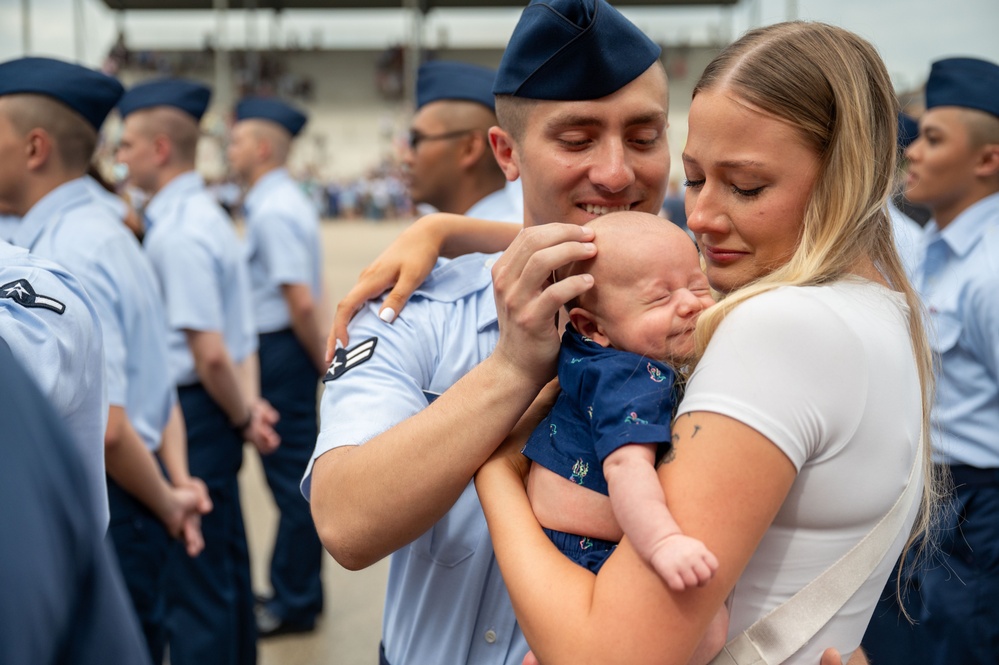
[523,210,719,591]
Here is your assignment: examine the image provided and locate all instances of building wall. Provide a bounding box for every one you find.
[112,43,721,182]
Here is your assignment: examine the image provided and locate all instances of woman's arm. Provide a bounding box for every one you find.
[477,410,797,665]
[604,443,718,592]
[326,213,522,358]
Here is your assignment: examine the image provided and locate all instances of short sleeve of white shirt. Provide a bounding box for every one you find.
[677,286,868,469]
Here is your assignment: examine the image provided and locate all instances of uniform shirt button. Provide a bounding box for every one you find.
[484,629,497,644]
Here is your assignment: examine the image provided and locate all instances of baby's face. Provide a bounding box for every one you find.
[588,229,715,364]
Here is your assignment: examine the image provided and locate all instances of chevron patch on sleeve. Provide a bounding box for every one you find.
[1,279,66,314]
[324,337,378,382]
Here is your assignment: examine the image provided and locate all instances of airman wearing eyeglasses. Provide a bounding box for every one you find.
[403,61,521,222]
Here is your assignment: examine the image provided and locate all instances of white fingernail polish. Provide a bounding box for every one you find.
[379,307,396,323]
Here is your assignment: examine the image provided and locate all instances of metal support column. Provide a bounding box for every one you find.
[74,0,85,62]
[213,0,232,112]
[21,0,31,54]
[404,0,425,111]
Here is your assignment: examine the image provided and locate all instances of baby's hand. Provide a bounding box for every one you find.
[650,534,719,592]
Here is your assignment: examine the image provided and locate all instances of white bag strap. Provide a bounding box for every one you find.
[709,438,923,665]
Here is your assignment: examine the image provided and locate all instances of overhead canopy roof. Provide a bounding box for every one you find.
[101,0,736,10]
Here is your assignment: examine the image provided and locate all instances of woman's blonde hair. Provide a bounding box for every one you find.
[691,21,942,604]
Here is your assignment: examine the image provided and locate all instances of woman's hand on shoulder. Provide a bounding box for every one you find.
[326,214,453,361]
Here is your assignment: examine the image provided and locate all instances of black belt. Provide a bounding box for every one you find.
[379,642,391,665]
[939,464,999,488]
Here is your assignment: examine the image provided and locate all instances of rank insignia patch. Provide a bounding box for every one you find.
[1,279,66,314]
[324,337,378,382]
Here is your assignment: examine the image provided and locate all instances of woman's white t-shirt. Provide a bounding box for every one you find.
[676,280,922,664]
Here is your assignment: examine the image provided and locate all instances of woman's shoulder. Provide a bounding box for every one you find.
[723,280,901,324]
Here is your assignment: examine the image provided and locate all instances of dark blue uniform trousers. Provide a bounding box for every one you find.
[107,476,171,664]
[863,466,999,665]
[167,384,256,665]
[258,329,323,625]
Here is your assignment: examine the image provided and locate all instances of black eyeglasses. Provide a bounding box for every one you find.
[408,128,479,150]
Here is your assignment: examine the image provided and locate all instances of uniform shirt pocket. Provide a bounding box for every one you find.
[928,309,962,355]
[414,482,479,568]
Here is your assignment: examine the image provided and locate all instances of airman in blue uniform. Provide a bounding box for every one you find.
[0,56,211,664]
[117,77,278,665]
[863,56,999,665]
[0,337,151,665]
[305,3,667,664]
[228,96,325,637]
[404,60,521,223]
[0,239,107,526]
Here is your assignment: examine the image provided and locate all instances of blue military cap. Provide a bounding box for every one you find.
[925,57,999,118]
[118,79,211,121]
[493,0,661,101]
[0,57,123,130]
[898,112,919,150]
[235,97,308,136]
[417,61,497,111]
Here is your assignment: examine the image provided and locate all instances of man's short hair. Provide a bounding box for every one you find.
[2,94,97,174]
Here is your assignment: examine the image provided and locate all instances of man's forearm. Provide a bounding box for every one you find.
[283,283,326,374]
[105,406,175,522]
[157,402,190,484]
[237,351,261,404]
[187,331,250,425]
[311,355,544,570]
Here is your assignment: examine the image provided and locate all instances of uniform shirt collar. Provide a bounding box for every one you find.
[145,170,204,229]
[244,167,289,214]
[925,191,999,257]
[13,177,90,250]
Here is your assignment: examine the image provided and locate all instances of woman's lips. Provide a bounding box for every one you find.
[701,244,747,264]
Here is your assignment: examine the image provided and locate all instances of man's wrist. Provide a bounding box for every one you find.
[231,408,252,434]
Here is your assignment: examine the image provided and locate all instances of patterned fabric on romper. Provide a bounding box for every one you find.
[521,325,678,496]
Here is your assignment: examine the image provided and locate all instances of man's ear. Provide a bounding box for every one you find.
[459,130,489,170]
[489,126,520,182]
[152,133,172,167]
[974,142,999,179]
[568,307,611,348]
[24,128,53,172]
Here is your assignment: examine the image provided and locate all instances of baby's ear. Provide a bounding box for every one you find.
[568,307,611,348]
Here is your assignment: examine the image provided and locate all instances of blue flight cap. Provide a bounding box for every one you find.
[235,97,308,137]
[925,57,999,119]
[417,61,497,111]
[0,57,123,130]
[493,0,661,101]
[897,112,919,150]
[118,79,211,121]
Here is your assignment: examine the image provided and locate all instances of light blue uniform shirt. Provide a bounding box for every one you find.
[0,239,109,527]
[244,167,323,334]
[83,175,129,221]
[913,192,999,467]
[889,201,923,276]
[11,178,174,452]
[303,253,528,665]
[0,214,19,241]
[144,171,257,387]
[466,186,523,225]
